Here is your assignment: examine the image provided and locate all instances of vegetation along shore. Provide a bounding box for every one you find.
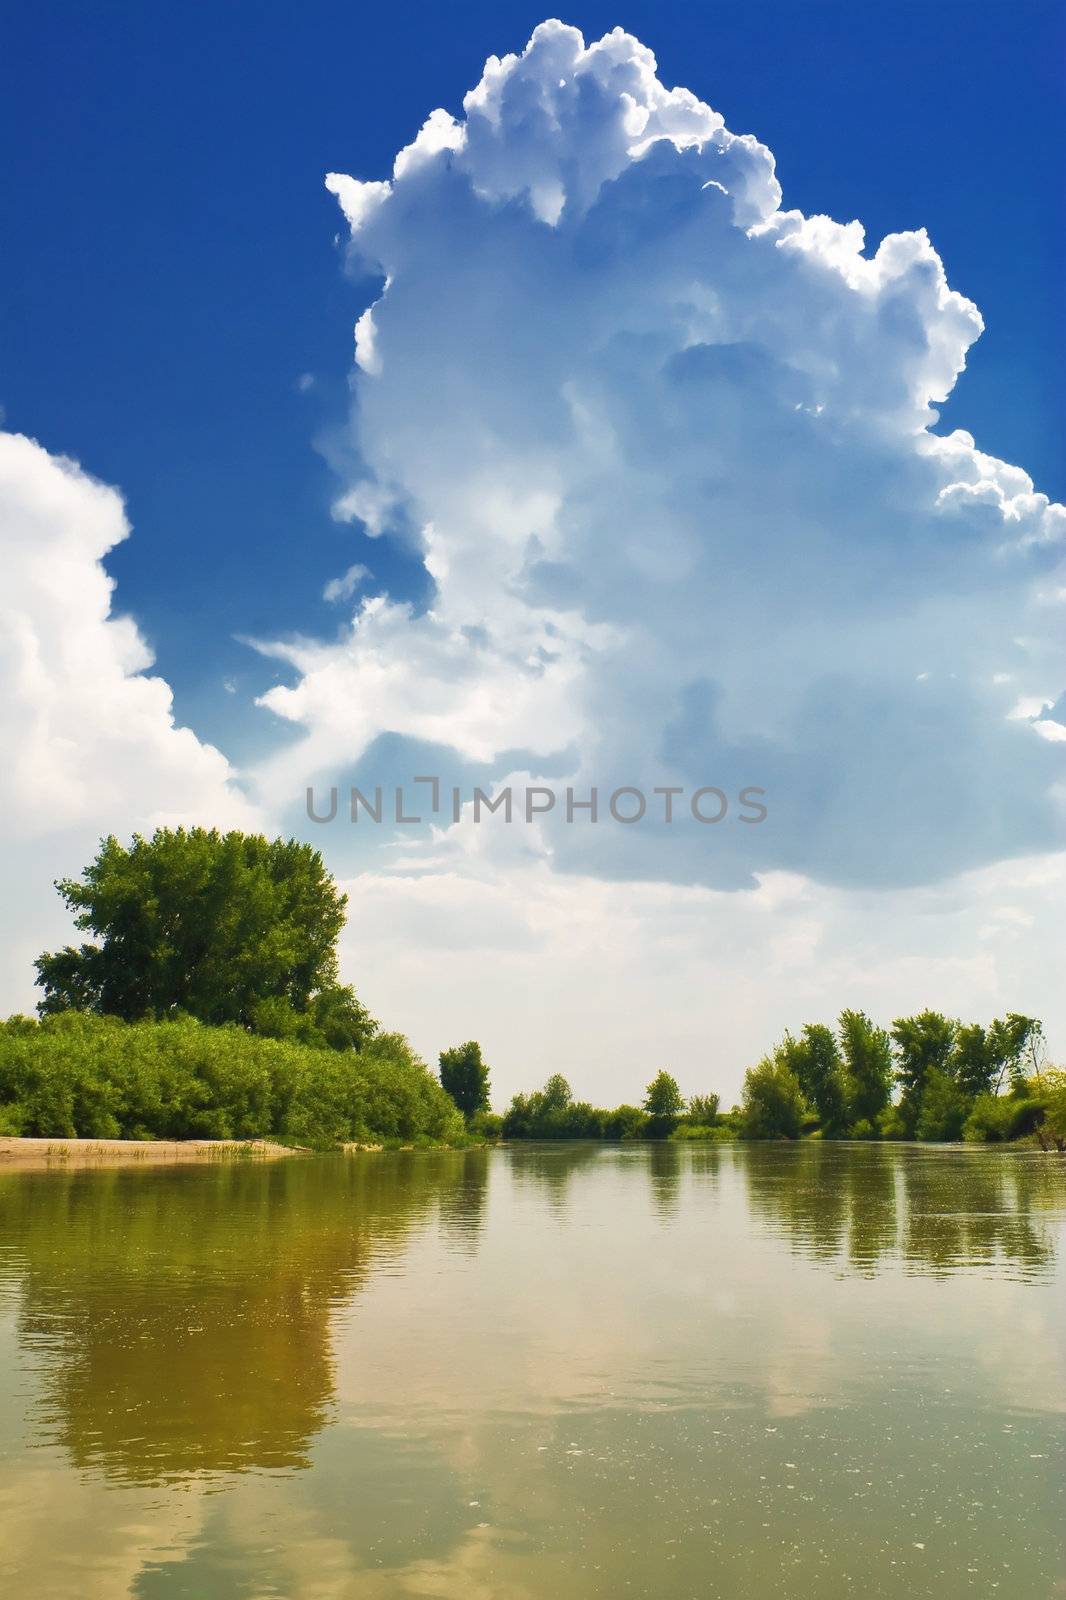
[1,827,1063,1154]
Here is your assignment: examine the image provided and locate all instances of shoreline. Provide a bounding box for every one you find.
[0,1136,297,1171]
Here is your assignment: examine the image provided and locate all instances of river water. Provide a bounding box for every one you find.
[0,1142,1063,1598]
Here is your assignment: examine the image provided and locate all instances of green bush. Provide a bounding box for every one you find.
[0,1013,464,1147]
[601,1104,649,1141]
[670,1122,737,1142]
[468,1109,504,1140]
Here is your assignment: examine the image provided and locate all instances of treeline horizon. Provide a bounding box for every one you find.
[461,1008,1065,1151]
[1,827,1063,1152]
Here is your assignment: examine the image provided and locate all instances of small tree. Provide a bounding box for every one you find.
[686,1093,721,1126]
[642,1071,684,1138]
[439,1040,491,1120]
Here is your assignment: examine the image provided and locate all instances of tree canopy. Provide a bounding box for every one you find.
[438,1040,492,1119]
[34,829,374,1050]
[738,1008,1046,1143]
[642,1070,685,1137]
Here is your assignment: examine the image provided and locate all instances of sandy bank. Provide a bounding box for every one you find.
[0,1136,296,1170]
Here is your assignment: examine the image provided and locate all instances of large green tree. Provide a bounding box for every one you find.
[837,1009,893,1129]
[780,1025,848,1136]
[439,1040,491,1119]
[890,1011,957,1137]
[33,829,370,1045]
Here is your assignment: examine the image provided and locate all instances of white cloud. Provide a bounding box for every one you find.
[337,847,1066,1106]
[247,18,1066,1083]
[0,430,260,1013]
[249,19,1064,893]
[322,562,371,604]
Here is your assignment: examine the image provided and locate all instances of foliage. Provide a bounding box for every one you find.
[601,1104,649,1141]
[781,1025,848,1137]
[33,831,369,1046]
[498,1072,697,1142]
[670,1121,737,1142]
[684,1093,721,1126]
[953,1016,1042,1099]
[467,1109,504,1141]
[838,1010,893,1127]
[250,986,376,1053]
[438,1040,491,1119]
[914,1067,971,1142]
[1033,1070,1066,1151]
[890,1011,957,1137]
[963,1083,1043,1144]
[501,1075,605,1140]
[739,1053,808,1140]
[642,1070,684,1138]
[0,1013,463,1146]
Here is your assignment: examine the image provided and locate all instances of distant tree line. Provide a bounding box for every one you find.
[737,1009,1064,1147]
[466,1069,722,1144]
[460,1014,1065,1150]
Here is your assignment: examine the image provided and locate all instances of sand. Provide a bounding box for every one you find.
[0,1136,296,1170]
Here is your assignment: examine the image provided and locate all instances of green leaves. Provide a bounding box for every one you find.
[0,1013,461,1146]
[438,1041,491,1119]
[34,828,365,1043]
[740,1054,808,1140]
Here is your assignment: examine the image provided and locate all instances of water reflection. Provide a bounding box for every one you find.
[645,1141,684,1220]
[0,1151,488,1483]
[506,1141,602,1207]
[0,1144,1063,1600]
[742,1142,1061,1278]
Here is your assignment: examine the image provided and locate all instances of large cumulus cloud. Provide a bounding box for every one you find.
[0,431,258,1011]
[252,20,1064,892]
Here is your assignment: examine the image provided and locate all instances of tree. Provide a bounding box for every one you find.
[686,1093,721,1126]
[250,985,376,1054]
[891,1011,957,1137]
[780,1025,847,1136]
[952,1023,998,1100]
[34,829,364,1039]
[642,1070,684,1138]
[838,1009,893,1129]
[602,1104,648,1140]
[987,1014,1043,1094]
[915,1067,970,1142]
[439,1040,491,1119]
[541,1073,573,1113]
[1033,1069,1066,1152]
[740,1053,807,1139]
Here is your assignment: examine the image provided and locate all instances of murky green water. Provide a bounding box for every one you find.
[0,1143,1063,1599]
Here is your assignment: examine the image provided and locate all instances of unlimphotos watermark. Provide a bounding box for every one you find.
[305,779,768,826]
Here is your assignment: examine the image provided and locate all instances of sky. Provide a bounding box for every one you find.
[1,2,1064,1103]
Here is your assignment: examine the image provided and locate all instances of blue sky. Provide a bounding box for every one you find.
[2,0,1063,764]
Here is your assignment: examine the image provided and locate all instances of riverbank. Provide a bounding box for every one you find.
[0,1136,296,1170]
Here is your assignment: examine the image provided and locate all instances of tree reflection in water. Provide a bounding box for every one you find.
[742,1142,1060,1278]
[0,1150,489,1484]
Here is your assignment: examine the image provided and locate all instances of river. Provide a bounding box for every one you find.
[0,1142,1063,1597]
